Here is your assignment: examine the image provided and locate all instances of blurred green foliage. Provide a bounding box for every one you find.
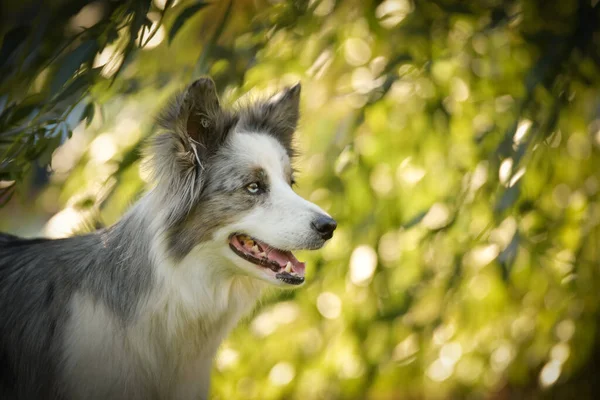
[1,0,600,398]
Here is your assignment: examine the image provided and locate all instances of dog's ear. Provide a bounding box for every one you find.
[148,77,236,225]
[262,83,301,149]
[182,78,222,151]
[154,77,236,166]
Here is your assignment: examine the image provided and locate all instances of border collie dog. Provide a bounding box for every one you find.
[0,78,336,400]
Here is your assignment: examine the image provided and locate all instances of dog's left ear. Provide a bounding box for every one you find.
[181,77,231,160]
[263,83,301,148]
[150,77,236,223]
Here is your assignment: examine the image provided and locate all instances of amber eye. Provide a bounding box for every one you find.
[246,182,261,194]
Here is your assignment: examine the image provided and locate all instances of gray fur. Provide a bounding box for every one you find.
[0,208,155,399]
[235,83,301,159]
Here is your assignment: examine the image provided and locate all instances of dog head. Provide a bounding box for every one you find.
[148,77,336,286]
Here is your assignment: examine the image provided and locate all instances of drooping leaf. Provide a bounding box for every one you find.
[0,26,31,68]
[0,182,16,207]
[54,69,97,103]
[498,232,519,281]
[169,2,210,44]
[7,103,40,126]
[50,40,99,96]
[495,183,520,213]
[82,102,95,127]
[128,1,152,44]
[402,210,428,229]
[0,95,9,116]
[60,122,71,141]
[194,0,231,75]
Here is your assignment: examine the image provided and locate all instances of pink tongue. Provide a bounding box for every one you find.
[268,249,306,276]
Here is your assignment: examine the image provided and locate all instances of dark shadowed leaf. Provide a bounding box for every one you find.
[51,40,99,96]
[169,2,210,44]
[495,184,520,213]
[7,103,40,126]
[0,95,8,116]
[498,232,519,266]
[0,183,16,207]
[498,232,519,281]
[128,1,152,44]
[60,122,71,141]
[37,129,63,167]
[194,0,232,75]
[0,26,31,68]
[54,70,97,103]
[402,210,428,229]
[82,102,95,127]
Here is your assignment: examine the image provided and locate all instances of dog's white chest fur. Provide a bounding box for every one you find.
[61,246,265,400]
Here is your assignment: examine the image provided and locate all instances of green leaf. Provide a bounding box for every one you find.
[0,95,8,116]
[60,122,71,141]
[51,40,99,96]
[0,183,16,207]
[54,69,98,103]
[82,102,95,127]
[169,2,210,44]
[193,0,231,75]
[7,103,40,126]
[498,232,519,280]
[128,1,152,43]
[495,184,520,213]
[334,145,357,176]
[402,210,428,229]
[0,25,31,68]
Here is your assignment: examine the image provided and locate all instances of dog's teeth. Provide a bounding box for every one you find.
[252,245,259,253]
[258,252,267,258]
[284,262,293,273]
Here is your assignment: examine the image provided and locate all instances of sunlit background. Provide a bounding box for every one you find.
[1,0,599,398]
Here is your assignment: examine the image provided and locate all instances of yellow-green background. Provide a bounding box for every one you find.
[1,0,599,398]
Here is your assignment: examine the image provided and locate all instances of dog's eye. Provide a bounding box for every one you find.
[246,182,261,194]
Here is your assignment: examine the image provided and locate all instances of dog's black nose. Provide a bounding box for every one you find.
[311,215,337,240]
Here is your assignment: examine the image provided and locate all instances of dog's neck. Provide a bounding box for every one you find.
[123,194,266,356]
[151,238,265,341]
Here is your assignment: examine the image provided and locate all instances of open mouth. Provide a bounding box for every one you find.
[228,234,306,285]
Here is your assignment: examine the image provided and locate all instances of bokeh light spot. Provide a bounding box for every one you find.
[440,342,463,367]
[45,207,85,238]
[499,158,513,186]
[422,203,451,230]
[375,0,413,28]
[269,362,295,386]
[344,38,372,66]
[491,343,514,372]
[514,119,532,144]
[393,334,419,362]
[349,245,378,285]
[551,343,570,363]
[556,319,576,342]
[216,347,239,371]
[89,134,117,163]
[539,360,562,388]
[465,244,499,269]
[427,359,454,382]
[317,292,342,319]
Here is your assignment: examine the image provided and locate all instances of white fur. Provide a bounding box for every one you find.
[62,238,265,400]
[61,132,329,400]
